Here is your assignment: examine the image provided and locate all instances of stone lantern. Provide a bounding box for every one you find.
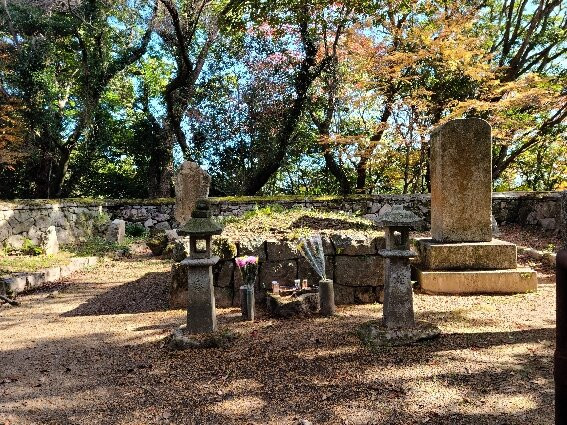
[378,205,422,330]
[177,199,222,334]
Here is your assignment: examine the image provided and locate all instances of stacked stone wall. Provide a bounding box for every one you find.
[171,234,387,308]
[0,192,561,249]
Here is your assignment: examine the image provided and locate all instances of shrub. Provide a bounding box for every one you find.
[126,223,147,238]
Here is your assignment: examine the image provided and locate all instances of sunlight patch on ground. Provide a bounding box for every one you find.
[210,395,266,416]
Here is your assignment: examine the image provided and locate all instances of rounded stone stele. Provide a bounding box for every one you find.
[357,320,441,347]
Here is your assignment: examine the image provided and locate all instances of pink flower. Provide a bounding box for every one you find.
[235,256,258,268]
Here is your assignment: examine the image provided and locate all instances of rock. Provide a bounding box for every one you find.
[41,225,59,255]
[266,291,319,318]
[147,233,168,256]
[153,221,171,231]
[172,238,191,262]
[174,161,211,225]
[105,219,125,244]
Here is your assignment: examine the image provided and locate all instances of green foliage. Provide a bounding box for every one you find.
[126,223,148,238]
[63,237,131,257]
[20,239,43,256]
[0,251,75,274]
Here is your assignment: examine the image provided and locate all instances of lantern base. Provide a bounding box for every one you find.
[357,320,441,348]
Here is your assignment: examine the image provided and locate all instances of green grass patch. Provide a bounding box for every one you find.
[219,207,383,241]
[0,251,75,274]
[62,236,141,257]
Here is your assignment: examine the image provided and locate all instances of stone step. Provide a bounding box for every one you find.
[415,267,537,295]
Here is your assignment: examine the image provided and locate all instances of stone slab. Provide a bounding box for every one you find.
[334,255,384,287]
[415,267,537,294]
[430,118,492,242]
[415,238,517,270]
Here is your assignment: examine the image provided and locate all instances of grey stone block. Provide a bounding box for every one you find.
[334,255,384,287]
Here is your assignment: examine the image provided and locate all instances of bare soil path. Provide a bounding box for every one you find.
[0,252,556,425]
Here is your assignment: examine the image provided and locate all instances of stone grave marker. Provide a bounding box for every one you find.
[174,161,211,226]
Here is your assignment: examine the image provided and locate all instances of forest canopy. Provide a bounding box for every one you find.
[0,0,565,199]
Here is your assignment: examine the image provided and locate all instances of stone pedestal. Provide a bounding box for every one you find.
[415,238,517,270]
[319,279,336,316]
[417,267,537,294]
[181,256,219,334]
[382,256,415,329]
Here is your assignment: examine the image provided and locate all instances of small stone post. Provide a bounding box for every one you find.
[177,199,222,334]
[379,205,421,329]
[319,279,336,316]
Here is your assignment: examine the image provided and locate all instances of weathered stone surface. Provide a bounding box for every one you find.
[334,256,384,287]
[319,279,335,316]
[41,225,59,255]
[170,262,188,309]
[266,291,319,318]
[265,239,300,260]
[383,257,414,330]
[106,219,125,244]
[333,283,354,305]
[358,320,441,347]
[258,260,297,289]
[172,238,191,262]
[354,287,379,304]
[297,257,333,287]
[415,238,517,270]
[174,161,211,225]
[2,273,27,294]
[213,260,234,288]
[44,266,61,282]
[416,267,537,294]
[26,272,46,290]
[214,286,234,308]
[430,118,492,242]
[185,260,217,334]
[331,234,377,256]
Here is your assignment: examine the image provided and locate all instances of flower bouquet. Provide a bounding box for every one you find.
[235,256,258,320]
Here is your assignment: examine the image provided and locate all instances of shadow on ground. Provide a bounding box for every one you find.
[61,271,170,316]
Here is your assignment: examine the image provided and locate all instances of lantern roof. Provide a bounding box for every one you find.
[379,205,422,228]
[178,199,223,236]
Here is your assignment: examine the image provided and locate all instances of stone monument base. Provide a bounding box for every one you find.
[415,238,517,270]
[357,320,441,348]
[415,267,537,294]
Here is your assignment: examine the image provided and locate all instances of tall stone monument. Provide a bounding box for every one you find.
[174,161,211,225]
[414,118,537,294]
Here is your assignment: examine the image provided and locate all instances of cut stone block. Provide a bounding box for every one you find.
[416,267,537,294]
[415,238,517,270]
[2,273,27,294]
[430,118,492,242]
[334,255,384,287]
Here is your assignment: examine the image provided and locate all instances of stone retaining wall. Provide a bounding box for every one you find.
[171,234,387,308]
[0,192,562,248]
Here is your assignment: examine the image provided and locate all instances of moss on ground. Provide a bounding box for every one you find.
[217,207,384,241]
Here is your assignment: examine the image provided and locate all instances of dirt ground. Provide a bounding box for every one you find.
[0,229,559,425]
